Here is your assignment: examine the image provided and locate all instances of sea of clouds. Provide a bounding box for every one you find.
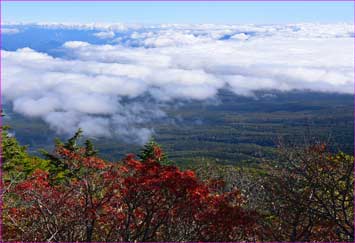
[2,23,354,144]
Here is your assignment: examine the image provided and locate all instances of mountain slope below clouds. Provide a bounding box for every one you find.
[4,90,353,166]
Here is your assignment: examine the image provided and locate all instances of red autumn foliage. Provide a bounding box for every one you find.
[3,144,258,242]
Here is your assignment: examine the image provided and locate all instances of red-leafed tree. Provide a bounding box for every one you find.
[3,144,125,242]
[3,133,258,242]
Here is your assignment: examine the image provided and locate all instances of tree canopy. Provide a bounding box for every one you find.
[1,128,353,242]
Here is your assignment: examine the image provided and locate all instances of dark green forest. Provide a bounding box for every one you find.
[3,91,354,167]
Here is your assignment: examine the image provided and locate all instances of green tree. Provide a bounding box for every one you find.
[138,140,171,165]
[1,126,49,181]
[40,128,98,182]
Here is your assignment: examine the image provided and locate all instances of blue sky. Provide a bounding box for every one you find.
[2,1,354,24]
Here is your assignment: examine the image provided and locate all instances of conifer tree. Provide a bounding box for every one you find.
[138,140,171,165]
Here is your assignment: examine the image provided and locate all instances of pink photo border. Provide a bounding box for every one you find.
[0,0,353,242]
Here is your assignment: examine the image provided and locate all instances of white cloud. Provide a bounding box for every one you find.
[230,33,248,41]
[21,22,140,31]
[63,41,90,48]
[138,30,210,47]
[93,31,115,39]
[2,23,354,143]
[13,96,60,117]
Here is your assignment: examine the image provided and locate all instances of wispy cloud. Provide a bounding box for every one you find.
[93,31,115,39]
[2,28,20,34]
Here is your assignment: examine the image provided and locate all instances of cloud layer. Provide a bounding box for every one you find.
[3,23,354,143]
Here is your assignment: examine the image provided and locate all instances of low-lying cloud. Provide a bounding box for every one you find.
[93,31,116,39]
[2,23,354,144]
